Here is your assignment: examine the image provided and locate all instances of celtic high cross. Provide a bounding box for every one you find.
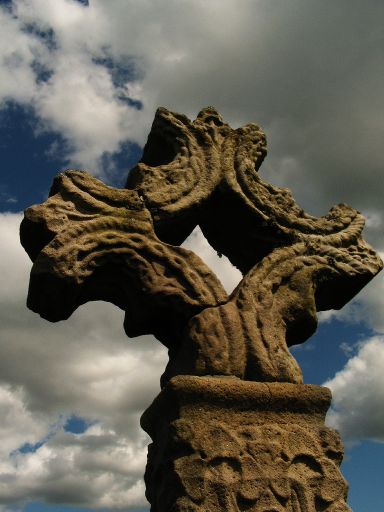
[21,108,382,511]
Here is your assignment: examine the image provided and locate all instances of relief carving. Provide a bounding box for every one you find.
[20,108,382,386]
[20,108,382,510]
[141,376,351,512]
[174,424,349,511]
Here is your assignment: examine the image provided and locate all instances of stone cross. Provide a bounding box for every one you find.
[21,108,382,511]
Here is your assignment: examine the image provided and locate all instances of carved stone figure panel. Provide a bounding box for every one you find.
[141,376,350,512]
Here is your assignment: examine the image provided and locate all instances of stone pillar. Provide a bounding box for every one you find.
[141,376,350,512]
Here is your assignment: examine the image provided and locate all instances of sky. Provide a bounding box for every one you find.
[0,0,383,510]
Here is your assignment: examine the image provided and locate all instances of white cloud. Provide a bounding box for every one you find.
[325,336,384,442]
[0,385,46,461]
[0,0,145,174]
[0,425,148,508]
[0,213,167,507]
[182,227,242,294]
[0,0,382,226]
[0,7,39,103]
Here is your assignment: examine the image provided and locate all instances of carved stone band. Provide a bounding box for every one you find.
[141,376,350,512]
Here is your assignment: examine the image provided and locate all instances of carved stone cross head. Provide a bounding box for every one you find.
[20,107,382,386]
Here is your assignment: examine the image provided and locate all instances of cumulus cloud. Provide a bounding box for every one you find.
[182,227,242,294]
[1,424,148,508]
[325,336,384,442]
[0,385,46,462]
[0,213,167,507]
[0,0,382,232]
[0,0,144,174]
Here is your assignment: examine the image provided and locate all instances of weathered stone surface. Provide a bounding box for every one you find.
[20,107,383,511]
[142,376,350,512]
[20,170,227,348]
[126,107,374,278]
[20,108,382,385]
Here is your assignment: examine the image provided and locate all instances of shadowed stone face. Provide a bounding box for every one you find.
[20,107,383,385]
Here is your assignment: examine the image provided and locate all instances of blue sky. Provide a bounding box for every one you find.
[0,0,384,510]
